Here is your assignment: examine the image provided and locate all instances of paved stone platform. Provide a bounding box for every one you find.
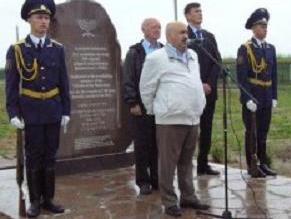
[1,164,291,219]
[0,158,15,170]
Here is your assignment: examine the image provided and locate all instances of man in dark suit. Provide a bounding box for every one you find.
[184,2,221,175]
[236,8,277,177]
[5,0,70,217]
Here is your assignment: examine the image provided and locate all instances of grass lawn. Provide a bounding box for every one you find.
[0,79,291,176]
[0,81,16,158]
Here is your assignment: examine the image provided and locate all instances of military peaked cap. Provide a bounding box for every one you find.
[21,0,56,20]
[245,8,270,29]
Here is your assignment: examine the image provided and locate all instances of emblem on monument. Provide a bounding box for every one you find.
[77,19,97,37]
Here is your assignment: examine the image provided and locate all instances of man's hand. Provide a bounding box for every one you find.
[130,104,142,116]
[246,100,257,112]
[203,83,212,95]
[10,117,24,129]
[272,99,278,108]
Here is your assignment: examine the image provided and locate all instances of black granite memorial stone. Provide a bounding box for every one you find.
[49,0,133,174]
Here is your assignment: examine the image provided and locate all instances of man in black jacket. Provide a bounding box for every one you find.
[123,18,162,195]
[184,2,221,175]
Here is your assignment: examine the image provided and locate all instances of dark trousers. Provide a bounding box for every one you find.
[24,122,61,203]
[130,115,158,188]
[197,100,216,170]
[24,122,61,169]
[242,105,272,167]
[156,125,198,207]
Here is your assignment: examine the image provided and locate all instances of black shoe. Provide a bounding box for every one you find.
[42,168,65,213]
[27,201,41,218]
[259,164,277,176]
[180,200,210,210]
[247,165,266,178]
[42,200,65,214]
[139,184,152,195]
[198,166,220,176]
[165,205,182,217]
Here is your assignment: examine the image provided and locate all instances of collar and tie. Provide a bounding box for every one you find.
[253,37,267,49]
[29,34,45,49]
[37,39,42,51]
[196,29,203,39]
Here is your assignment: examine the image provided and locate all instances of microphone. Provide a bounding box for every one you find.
[186,38,202,46]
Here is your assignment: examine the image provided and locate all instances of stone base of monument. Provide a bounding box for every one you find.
[56,151,134,176]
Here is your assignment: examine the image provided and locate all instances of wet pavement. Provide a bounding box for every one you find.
[1,163,291,219]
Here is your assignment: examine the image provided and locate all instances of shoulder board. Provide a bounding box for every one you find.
[242,40,252,49]
[14,39,33,48]
[14,39,25,45]
[51,39,63,47]
[244,40,252,46]
[265,42,272,47]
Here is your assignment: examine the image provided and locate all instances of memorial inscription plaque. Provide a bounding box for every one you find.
[49,0,132,174]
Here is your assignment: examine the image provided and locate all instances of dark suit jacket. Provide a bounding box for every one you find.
[187,26,221,101]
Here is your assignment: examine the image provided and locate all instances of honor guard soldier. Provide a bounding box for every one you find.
[5,0,70,217]
[236,8,277,177]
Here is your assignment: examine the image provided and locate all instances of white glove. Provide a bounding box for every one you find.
[61,116,70,126]
[272,99,277,108]
[10,117,24,129]
[246,100,257,112]
[61,115,70,134]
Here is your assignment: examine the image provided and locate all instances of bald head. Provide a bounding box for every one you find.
[166,22,188,52]
[141,18,161,43]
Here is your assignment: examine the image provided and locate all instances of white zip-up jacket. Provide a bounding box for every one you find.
[140,44,206,125]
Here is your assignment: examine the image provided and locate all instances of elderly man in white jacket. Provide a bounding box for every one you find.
[140,22,209,217]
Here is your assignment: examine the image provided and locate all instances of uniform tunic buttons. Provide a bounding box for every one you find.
[41,76,46,80]
[40,66,45,70]
[41,86,45,91]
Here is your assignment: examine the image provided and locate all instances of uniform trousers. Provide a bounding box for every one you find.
[24,122,61,170]
[24,122,61,203]
[242,105,272,167]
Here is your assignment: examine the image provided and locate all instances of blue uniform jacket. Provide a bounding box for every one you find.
[5,35,71,124]
[236,38,277,108]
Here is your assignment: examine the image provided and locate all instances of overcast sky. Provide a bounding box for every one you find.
[1,0,291,67]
